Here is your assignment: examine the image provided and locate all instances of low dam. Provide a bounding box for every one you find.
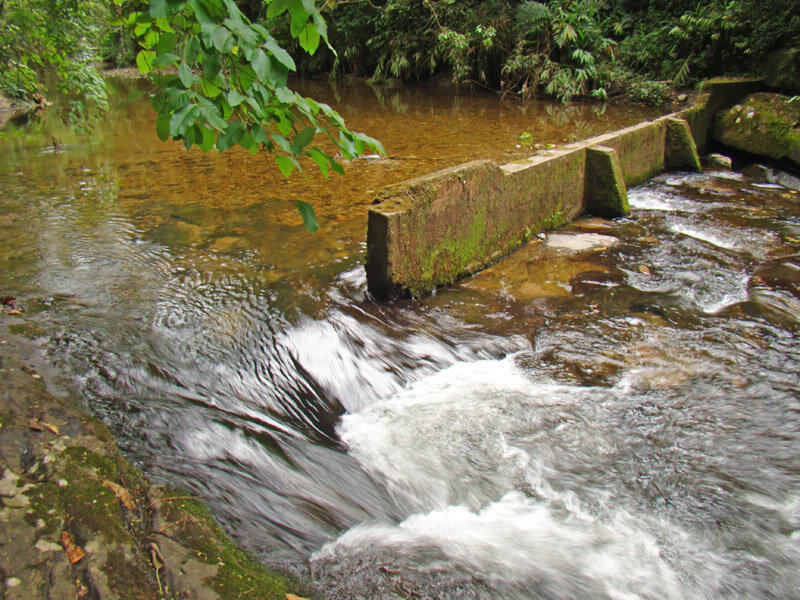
[365,78,764,298]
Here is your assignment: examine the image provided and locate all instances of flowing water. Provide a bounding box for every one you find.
[2,79,800,599]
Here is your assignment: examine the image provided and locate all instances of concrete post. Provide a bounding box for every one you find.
[584,145,629,218]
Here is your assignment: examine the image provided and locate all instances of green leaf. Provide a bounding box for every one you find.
[199,126,216,152]
[267,0,291,18]
[156,32,178,55]
[310,148,330,178]
[142,28,159,50]
[271,133,293,153]
[265,38,296,71]
[201,77,221,97]
[150,0,169,17]
[150,0,186,18]
[178,62,196,87]
[189,0,216,27]
[355,132,386,156]
[212,26,233,53]
[217,120,246,150]
[152,53,180,67]
[330,159,344,175]
[198,102,227,131]
[251,124,268,144]
[155,17,175,33]
[239,131,258,154]
[136,50,156,74]
[156,113,171,141]
[292,126,316,154]
[227,89,245,106]
[276,155,296,178]
[294,200,318,233]
[185,37,201,65]
[298,23,320,55]
[183,125,196,149]
[202,53,221,80]
[169,103,199,136]
[251,48,270,82]
[275,87,296,104]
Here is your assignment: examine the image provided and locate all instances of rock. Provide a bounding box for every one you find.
[544,233,619,251]
[750,255,800,298]
[210,236,240,253]
[712,93,800,167]
[568,217,615,233]
[742,164,800,192]
[704,153,733,170]
[677,94,688,102]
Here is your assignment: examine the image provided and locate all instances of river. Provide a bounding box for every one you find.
[1,78,799,599]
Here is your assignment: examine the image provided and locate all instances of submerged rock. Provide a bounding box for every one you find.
[712,93,800,167]
[704,153,733,170]
[742,164,800,192]
[749,255,800,299]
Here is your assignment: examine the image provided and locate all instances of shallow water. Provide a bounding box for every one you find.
[2,79,800,599]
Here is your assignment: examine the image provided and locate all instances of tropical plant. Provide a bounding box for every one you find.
[123,0,384,231]
[0,0,110,123]
[502,0,615,102]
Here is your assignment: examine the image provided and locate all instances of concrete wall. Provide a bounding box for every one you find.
[366,79,759,299]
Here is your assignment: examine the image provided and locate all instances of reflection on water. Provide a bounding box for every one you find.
[2,79,800,598]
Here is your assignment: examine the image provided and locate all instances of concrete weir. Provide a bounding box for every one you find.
[365,80,759,299]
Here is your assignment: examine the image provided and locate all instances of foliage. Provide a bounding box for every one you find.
[501,0,614,102]
[285,0,799,102]
[0,0,110,124]
[612,0,800,86]
[123,0,384,231]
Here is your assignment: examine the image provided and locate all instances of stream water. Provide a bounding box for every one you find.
[2,79,800,599]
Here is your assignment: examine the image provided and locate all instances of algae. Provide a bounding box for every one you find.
[712,92,800,166]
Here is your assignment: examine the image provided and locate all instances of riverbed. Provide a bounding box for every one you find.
[1,78,799,599]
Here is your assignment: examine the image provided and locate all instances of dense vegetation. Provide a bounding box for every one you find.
[2,0,798,114]
[284,0,800,103]
[2,0,798,110]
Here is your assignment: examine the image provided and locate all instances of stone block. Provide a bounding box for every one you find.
[577,121,666,187]
[662,117,702,172]
[584,146,629,218]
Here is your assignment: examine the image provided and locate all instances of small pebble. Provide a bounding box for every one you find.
[6,577,21,588]
[57,479,68,488]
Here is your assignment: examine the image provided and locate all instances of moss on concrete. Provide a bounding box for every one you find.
[663,117,702,172]
[712,92,800,166]
[579,121,666,187]
[364,77,768,299]
[678,77,764,152]
[584,146,629,218]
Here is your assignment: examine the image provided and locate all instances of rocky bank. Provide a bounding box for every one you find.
[0,314,312,600]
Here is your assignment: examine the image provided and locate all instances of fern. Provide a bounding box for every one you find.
[517,2,552,28]
[673,58,692,87]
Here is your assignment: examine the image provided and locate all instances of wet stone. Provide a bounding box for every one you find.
[704,153,733,170]
[749,255,800,298]
[545,232,619,252]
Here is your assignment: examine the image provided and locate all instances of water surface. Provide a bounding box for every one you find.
[2,79,799,599]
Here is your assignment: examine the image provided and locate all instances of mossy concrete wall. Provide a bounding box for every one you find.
[678,77,763,153]
[366,79,759,299]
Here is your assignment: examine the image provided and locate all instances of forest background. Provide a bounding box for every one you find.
[2,0,798,108]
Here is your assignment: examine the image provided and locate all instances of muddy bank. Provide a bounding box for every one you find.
[0,315,312,600]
